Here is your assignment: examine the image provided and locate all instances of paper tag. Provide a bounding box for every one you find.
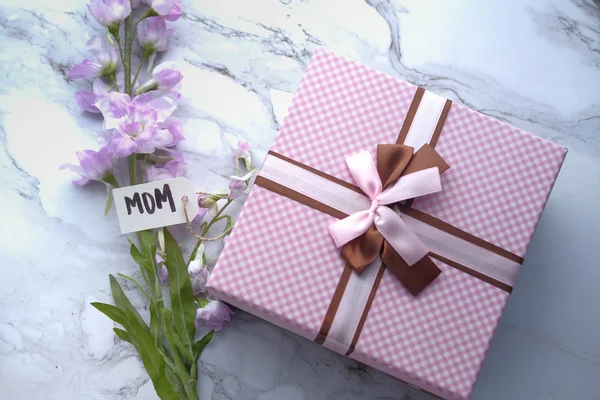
[113,177,199,234]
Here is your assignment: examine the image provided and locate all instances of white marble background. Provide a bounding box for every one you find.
[1,0,599,399]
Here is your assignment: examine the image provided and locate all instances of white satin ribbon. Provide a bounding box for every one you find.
[327,151,442,266]
[404,90,447,151]
[322,258,381,355]
[258,153,521,288]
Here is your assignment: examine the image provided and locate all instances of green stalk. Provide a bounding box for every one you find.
[131,54,147,89]
[161,309,194,399]
[109,72,120,92]
[123,15,134,95]
[187,198,233,266]
[128,153,138,186]
[185,382,200,400]
[114,37,125,67]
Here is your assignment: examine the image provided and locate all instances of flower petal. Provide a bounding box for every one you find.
[157,117,183,145]
[75,91,100,113]
[69,59,102,80]
[110,135,138,157]
[152,0,182,21]
[148,96,176,122]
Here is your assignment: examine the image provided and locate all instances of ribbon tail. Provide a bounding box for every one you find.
[374,206,429,265]
[328,210,374,248]
[401,144,450,176]
[381,241,441,296]
[375,206,441,295]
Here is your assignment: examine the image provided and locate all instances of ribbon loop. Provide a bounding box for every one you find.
[346,151,381,199]
[328,210,375,247]
[328,145,449,295]
[377,167,442,205]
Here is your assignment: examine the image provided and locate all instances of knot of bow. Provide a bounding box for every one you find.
[328,144,450,296]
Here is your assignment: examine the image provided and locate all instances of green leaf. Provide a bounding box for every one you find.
[124,309,178,400]
[160,309,192,392]
[164,366,186,396]
[109,275,148,331]
[193,330,214,359]
[139,230,157,259]
[91,302,127,327]
[159,308,191,364]
[104,185,114,216]
[163,229,196,358]
[129,243,153,290]
[117,273,151,301]
[113,328,134,344]
[136,230,160,292]
[149,302,161,348]
[222,215,234,232]
[130,243,148,269]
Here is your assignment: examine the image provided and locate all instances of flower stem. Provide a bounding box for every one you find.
[128,153,138,186]
[131,55,146,90]
[110,72,120,92]
[123,15,134,96]
[114,38,126,72]
[187,198,233,266]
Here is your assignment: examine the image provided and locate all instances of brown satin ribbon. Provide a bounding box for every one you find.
[339,143,450,296]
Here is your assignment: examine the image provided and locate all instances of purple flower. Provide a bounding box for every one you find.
[142,0,182,21]
[75,78,111,113]
[157,117,183,145]
[155,254,168,284]
[188,253,210,295]
[195,207,208,222]
[228,170,254,199]
[75,91,100,113]
[95,92,179,157]
[152,147,184,164]
[195,301,233,331]
[137,16,172,55]
[197,193,218,217]
[146,155,187,181]
[228,178,246,200]
[153,63,183,90]
[236,141,250,156]
[190,268,209,296]
[88,0,131,29]
[137,63,183,95]
[60,145,115,187]
[69,36,120,80]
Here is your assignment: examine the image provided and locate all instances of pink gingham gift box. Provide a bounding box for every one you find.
[207,49,566,399]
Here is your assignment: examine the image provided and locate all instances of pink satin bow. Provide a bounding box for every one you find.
[328,150,443,266]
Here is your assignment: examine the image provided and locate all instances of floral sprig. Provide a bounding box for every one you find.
[62,1,253,399]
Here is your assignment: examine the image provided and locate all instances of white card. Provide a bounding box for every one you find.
[113,177,199,234]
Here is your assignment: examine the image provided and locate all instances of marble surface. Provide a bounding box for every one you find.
[1,0,599,399]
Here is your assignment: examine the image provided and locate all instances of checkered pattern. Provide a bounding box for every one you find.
[271,49,417,182]
[352,260,509,400]
[412,103,567,257]
[208,49,567,400]
[208,185,344,339]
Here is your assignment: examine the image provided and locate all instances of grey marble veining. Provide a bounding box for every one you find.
[1,0,599,399]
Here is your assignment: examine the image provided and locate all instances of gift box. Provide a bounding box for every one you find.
[206,49,566,400]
